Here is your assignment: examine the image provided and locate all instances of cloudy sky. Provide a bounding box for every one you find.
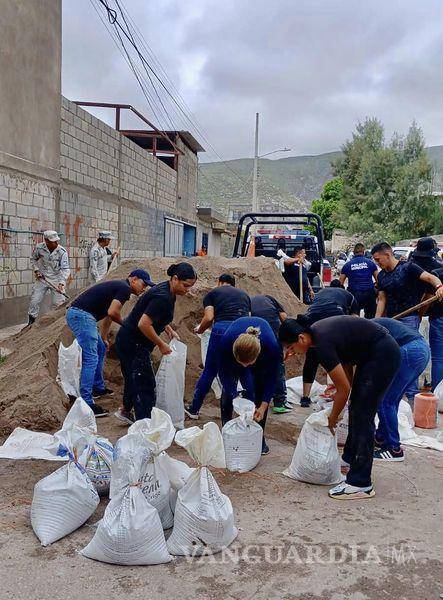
[62,0,443,162]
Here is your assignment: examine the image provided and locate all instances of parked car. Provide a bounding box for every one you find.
[392,246,414,261]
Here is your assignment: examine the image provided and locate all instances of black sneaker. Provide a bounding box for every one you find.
[374,448,404,462]
[184,405,199,420]
[92,387,114,399]
[300,396,311,408]
[261,440,270,455]
[27,315,36,326]
[90,404,109,418]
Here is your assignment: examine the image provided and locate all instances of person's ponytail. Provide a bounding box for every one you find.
[167,262,197,280]
[278,315,311,344]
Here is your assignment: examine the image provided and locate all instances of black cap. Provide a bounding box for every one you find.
[412,237,437,257]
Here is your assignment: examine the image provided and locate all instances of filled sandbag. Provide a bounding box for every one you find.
[57,339,82,398]
[31,426,100,546]
[285,376,326,406]
[283,408,342,485]
[155,340,187,429]
[336,404,349,447]
[167,422,238,556]
[222,397,263,473]
[126,408,176,529]
[0,399,113,496]
[199,330,222,399]
[81,433,171,565]
[156,452,195,512]
[435,379,443,413]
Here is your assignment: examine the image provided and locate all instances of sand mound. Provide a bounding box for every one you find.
[0,256,305,434]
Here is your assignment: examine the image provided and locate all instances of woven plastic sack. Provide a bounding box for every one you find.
[167,422,238,556]
[283,408,342,485]
[126,408,175,529]
[31,426,100,546]
[336,405,349,447]
[285,376,326,406]
[81,433,171,565]
[57,339,82,398]
[155,340,187,429]
[222,397,263,472]
[156,452,195,512]
[0,399,113,496]
[199,330,222,399]
[435,379,443,413]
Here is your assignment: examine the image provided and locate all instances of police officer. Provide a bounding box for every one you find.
[89,231,118,282]
[28,230,70,325]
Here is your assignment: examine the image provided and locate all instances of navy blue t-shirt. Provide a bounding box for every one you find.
[71,279,131,321]
[341,256,377,292]
[430,268,443,319]
[203,285,251,322]
[306,288,359,324]
[250,295,285,336]
[373,318,423,346]
[122,281,175,349]
[377,261,424,317]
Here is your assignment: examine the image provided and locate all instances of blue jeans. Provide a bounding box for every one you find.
[398,315,421,402]
[66,307,106,406]
[430,317,443,390]
[190,321,232,413]
[376,338,430,450]
[115,326,156,420]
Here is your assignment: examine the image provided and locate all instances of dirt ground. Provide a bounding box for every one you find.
[0,393,442,599]
[0,257,442,599]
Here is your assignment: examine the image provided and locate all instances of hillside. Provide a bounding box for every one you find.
[198,146,443,218]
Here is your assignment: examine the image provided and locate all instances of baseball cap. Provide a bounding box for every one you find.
[129,268,155,287]
[98,230,114,239]
[43,230,60,242]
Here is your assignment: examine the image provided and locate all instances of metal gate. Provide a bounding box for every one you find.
[164,219,184,257]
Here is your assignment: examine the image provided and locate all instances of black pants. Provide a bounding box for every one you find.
[342,335,401,488]
[115,326,156,420]
[351,289,377,319]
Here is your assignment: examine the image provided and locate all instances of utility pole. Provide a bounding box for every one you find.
[252,112,259,213]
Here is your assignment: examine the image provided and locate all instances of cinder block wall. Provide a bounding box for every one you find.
[0,97,200,326]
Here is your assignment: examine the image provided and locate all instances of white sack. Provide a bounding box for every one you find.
[285,376,326,406]
[222,397,263,473]
[397,400,443,452]
[336,405,349,447]
[81,433,171,565]
[199,330,222,399]
[283,408,342,485]
[156,452,195,512]
[155,339,187,429]
[0,399,113,495]
[31,427,100,546]
[57,339,82,398]
[167,422,238,556]
[126,408,176,528]
[435,379,443,413]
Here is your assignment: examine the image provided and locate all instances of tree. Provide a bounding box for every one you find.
[332,118,440,243]
[311,178,343,239]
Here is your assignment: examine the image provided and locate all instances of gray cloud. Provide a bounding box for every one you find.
[62,0,443,161]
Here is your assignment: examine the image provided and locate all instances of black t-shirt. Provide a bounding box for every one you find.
[306,288,359,324]
[377,261,424,317]
[203,285,251,322]
[250,295,285,336]
[123,281,175,348]
[430,267,443,319]
[310,315,390,372]
[282,263,310,301]
[71,279,131,321]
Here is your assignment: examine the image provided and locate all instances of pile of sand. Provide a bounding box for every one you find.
[0,256,305,434]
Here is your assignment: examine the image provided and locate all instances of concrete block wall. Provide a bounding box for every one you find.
[0,96,205,326]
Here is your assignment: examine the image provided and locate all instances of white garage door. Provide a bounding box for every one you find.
[164,219,184,257]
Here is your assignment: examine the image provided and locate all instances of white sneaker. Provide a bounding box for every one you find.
[329,482,375,500]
